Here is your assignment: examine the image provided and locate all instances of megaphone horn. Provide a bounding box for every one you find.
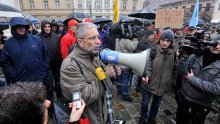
[100,49,151,77]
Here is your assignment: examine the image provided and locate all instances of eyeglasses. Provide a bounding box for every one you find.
[80,35,102,41]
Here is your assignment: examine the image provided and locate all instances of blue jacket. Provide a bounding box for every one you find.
[0,17,50,82]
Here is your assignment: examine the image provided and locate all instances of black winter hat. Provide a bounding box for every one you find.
[160,30,174,41]
[144,30,154,37]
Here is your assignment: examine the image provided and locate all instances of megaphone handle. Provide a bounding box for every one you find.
[113,65,119,79]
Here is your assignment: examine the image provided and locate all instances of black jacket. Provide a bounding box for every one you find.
[181,54,220,106]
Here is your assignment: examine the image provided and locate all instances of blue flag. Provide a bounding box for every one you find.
[189,0,199,27]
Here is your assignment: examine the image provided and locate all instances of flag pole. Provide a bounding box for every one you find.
[113,0,119,23]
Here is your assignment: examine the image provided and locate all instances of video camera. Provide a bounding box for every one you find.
[111,18,145,39]
[181,30,217,56]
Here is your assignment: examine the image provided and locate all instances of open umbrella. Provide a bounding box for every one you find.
[184,18,205,25]
[0,4,24,27]
[93,17,112,24]
[128,8,156,20]
[63,12,89,26]
[22,13,40,24]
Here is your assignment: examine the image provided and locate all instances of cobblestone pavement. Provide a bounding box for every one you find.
[110,85,220,124]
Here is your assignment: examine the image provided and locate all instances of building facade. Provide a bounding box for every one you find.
[19,0,143,21]
[0,0,21,10]
[159,0,220,23]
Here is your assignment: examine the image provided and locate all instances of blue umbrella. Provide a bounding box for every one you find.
[22,13,40,24]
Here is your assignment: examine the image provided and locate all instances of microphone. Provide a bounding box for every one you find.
[95,67,114,124]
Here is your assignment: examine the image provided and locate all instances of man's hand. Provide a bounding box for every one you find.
[105,65,121,78]
[142,76,149,84]
[69,99,86,122]
[0,44,3,50]
[186,70,194,79]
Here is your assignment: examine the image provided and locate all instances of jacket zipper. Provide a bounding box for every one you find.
[157,52,166,95]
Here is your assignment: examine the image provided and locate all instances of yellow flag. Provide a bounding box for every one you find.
[113,0,119,23]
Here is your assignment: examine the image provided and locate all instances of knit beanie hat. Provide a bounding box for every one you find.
[160,29,174,41]
[210,35,220,45]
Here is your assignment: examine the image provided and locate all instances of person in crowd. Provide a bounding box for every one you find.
[98,23,108,46]
[143,21,153,31]
[60,19,78,59]
[174,28,185,52]
[133,30,155,93]
[0,17,50,85]
[57,21,64,37]
[202,23,210,32]
[140,30,176,124]
[37,20,63,99]
[0,31,6,45]
[187,26,196,36]
[176,35,220,124]
[0,82,86,124]
[34,23,41,32]
[60,22,121,124]
[51,20,60,35]
[208,26,218,39]
[203,32,211,42]
[28,24,39,35]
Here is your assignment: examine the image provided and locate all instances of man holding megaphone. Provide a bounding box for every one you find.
[60,22,121,124]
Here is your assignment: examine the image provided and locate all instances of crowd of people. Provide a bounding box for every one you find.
[0,15,219,124]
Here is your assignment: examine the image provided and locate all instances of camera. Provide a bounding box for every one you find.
[72,92,81,109]
[111,18,145,39]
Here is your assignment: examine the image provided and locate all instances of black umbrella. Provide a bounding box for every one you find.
[93,17,112,24]
[128,8,156,20]
[63,12,89,26]
[184,18,205,25]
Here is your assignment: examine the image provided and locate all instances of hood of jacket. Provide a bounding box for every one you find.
[10,17,30,39]
[40,20,52,37]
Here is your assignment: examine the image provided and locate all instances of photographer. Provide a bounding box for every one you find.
[176,35,220,124]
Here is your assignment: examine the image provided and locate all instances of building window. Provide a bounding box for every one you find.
[199,4,202,12]
[19,0,23,10]
[55,0,60,9]
[133,2,137,10]
[105,0,110,12]
[205,3,211,11]
[95,1,101,12]
[29,0,35,9]
[218,3,220,11]
[46,16,50,21]
[122,1,127,10]
[78,0,83,10]
[86,1,92,10]
[44,0,48,10]
[191,5,195,12]
[66,0,71,9]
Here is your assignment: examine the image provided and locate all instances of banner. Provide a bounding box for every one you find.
[155,9,184,29]
[113,0,119,23]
